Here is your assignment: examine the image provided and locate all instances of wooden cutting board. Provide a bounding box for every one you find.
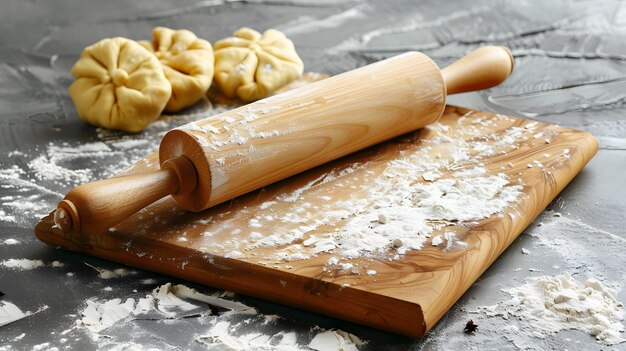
[35,104,598,338]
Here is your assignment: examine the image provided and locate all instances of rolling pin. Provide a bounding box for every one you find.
[54,46,514,234]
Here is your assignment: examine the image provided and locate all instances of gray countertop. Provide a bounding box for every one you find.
[1,0,625,350]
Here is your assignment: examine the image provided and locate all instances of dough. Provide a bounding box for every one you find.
[68,37,171,132]
[140,27,214,112]
[213,27,304,101]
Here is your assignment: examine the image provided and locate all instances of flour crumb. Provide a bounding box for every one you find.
[0,301,27,327]
[85,264,137,279]
[392,238,403,248]
[431,235,444,246]
[32,342,50,351]
[309,329,367,351]
[422,170,440,181]
[80,283,251,333]
[1,258,44,270]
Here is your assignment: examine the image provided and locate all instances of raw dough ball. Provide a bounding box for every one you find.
[68,37,171,132]
[140,27,214,112]
[213,27,304,101]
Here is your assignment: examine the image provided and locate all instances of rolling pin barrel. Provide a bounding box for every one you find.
[55,46,514,234]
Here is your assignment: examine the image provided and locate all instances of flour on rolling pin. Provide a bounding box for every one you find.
[158,50,449,212]
[176,104,284,190]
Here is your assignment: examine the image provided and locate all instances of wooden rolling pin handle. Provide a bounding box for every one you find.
[54,155,198,234]
[441,46,514,95]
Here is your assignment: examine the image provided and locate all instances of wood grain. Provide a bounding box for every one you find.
[161,51,446,211]
[35,103,597,338]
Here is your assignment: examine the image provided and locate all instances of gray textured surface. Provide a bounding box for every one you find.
[1,0,625,350]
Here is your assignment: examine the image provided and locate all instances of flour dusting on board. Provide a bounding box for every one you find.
[205,112,546,269]
[303,170,521,260]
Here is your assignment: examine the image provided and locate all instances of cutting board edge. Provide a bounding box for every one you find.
[422,124,599,330]
[34,214,428,338]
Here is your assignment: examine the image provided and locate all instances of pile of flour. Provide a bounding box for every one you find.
[305,168,522,260]
[480,275,625,345]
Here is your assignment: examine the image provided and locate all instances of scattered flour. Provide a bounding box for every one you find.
[80,283,250,333]
[28,154,93,185]
[308,329,367,351]
[81,298,142,333]
[2,239,19,245]
[479,275,625,345]
[0,301,27,327]
[207,114,532,267]
[107,342,160,351]
[171,284,250,311]
[0,105,230,227]
[197,315,365,351]
[275,168,521,261]
[1,258,44,270]
[528,213,626,278]
[431,235,444,246]
[32,342,51,350]
[431,232,469,252]
[151,283,199,316]
[197,320,304,350]
[85,263,137,279]
[0,160,63,223]
[278,4,367,35]
[77,282,366,350]
[0,301,47,328]
[0,209,16,222]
